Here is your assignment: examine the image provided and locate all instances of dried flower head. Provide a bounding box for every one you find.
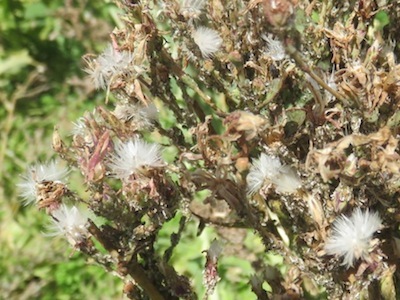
[247,153,301,195]
[107,138,164,180]
[325,208,382,269]
[17,161,69,205]
[180,0,206,19]
[192,27,223,58]
[85,43,133,90]
[114,103,158,130]
[262,34,286,61]
[47,204,90,247]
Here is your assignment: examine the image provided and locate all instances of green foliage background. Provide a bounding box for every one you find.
[0,1,125,298]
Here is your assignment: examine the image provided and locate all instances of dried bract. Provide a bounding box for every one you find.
[224,110,269,141]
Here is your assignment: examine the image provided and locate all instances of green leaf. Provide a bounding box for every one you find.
[311,11,320,23]
[380,266,396,300]
[0,50,33,75]
[286,109,306,126]
[294,9,307,33]
[387,110,400,128]
[24,2,49,19]
[374,11,390,31]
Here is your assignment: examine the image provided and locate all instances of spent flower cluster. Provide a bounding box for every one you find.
[17,162,90,247]
[17,0,400,299]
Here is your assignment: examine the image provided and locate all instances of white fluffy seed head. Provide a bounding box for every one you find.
[114,103,158,130]
[273,165,302,194]
[262,34,286,61]
[85,43,133,90]
[17,161,69,205]
[108,138,164,180]
[47,204,90,247]
[192,27,223,58]
[71,117,88,136]
[180,0,206,18]
[99,44,133,71]
[246,153,301,195]
[247,153,282,195]
[325,208,382,269]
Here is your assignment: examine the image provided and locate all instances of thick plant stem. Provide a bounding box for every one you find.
[88,221,166,300]
[126,261,166,300]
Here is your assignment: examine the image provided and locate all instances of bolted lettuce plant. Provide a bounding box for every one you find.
[19,0,400,299]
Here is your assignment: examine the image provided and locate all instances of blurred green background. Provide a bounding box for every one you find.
[0,1,266,299]
[0,1,125,298]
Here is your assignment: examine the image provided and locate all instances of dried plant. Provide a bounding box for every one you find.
[18,0,400,299]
